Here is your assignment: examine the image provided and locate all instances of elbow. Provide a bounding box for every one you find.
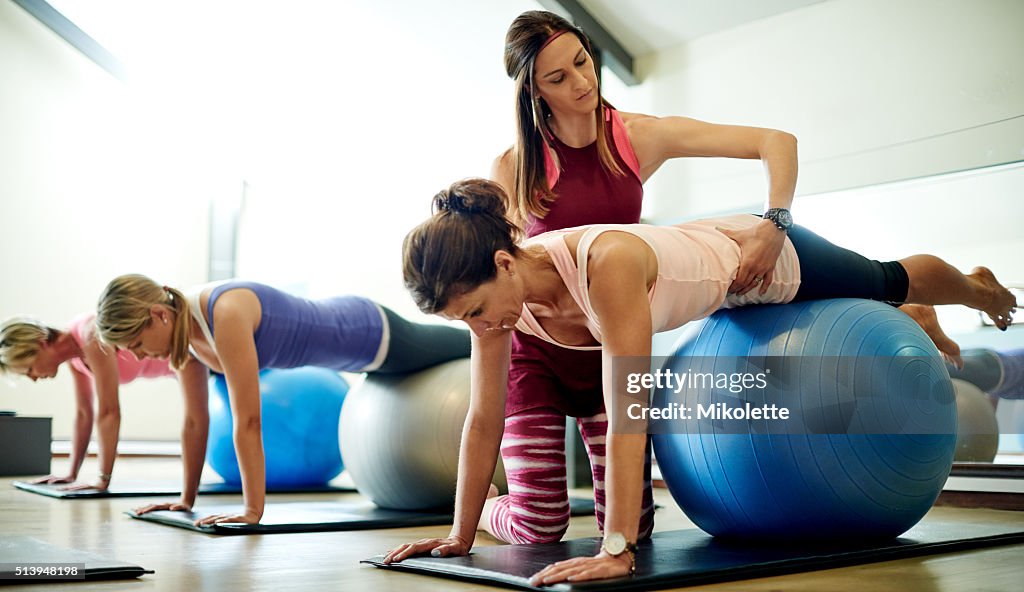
[465,410,503,441]
[234,415,262,435]
[183,414,209,433]
[97,407,121,422]
[768,130,797,153]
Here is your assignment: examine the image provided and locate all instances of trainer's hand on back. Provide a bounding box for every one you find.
[717,221,785,296]
[383,535,471,564]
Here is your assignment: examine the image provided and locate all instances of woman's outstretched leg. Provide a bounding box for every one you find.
[786,225,1016,331]
[900,257,1016,330]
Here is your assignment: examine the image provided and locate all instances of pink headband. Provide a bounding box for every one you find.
[539,30,568,53]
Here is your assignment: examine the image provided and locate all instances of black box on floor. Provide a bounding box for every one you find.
[0,415,51,476]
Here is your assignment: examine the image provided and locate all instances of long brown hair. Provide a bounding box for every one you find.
[403,179,521,314]
[503,10,622,225]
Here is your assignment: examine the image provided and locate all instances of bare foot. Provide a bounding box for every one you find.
[971,267,1017,330]
[900,303,962,368]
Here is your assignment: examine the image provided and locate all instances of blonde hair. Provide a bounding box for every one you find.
[95,274,191,370]
[0,318,60,374]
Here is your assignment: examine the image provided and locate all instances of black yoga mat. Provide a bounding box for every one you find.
[126,497,596,535]
[363,519,1024,591]
[13,479,354,499]
[0,536,152,583]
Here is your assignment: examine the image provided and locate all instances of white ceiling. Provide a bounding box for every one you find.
[577,0,828,56]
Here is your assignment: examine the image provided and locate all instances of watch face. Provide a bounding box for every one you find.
[604,532,626,555]
[778,209,793,227]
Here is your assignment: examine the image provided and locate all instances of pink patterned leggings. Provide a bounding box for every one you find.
[488,407,655,544]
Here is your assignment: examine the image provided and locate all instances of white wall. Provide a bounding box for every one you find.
[227,0,539,317]
[0,0,541,439]
[634,0,1024,220]
[0,1,210,439]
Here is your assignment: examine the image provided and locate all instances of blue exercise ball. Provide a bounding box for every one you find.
[652,299,956,539]
[207,367,348,488]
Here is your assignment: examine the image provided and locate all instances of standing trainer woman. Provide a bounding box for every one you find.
[484,10,799,546]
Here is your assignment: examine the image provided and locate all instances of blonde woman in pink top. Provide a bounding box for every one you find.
[0,313,205,490]
[388,178,1016,585]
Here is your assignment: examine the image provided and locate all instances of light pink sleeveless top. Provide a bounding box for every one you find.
[515,214,802,350]
[67,313,176,383]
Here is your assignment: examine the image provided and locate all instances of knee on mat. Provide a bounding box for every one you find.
[504,512,570,545]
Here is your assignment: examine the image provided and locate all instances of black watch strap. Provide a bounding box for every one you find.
[763,207,792,232]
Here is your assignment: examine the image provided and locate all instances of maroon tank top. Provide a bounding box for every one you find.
[507,108,644,417]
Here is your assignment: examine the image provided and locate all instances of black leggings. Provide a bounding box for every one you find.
[373,306,471,374]
[786,223,910,305]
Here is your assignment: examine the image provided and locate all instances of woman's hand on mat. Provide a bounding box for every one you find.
[717,221,786,296]
[29,474,76,485]
[529,551,632,586]
[61,481,109,492]
[133,502,191,515]
[194,510,261,527]
[382,535,471,564]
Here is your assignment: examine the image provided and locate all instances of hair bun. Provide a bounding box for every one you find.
[432,179,507,218]
[433,191,477,214]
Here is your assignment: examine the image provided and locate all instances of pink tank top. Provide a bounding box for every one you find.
[516,215,802,350]
[67,313,176,383]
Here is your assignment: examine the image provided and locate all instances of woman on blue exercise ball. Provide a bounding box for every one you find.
[384,178,1016,585]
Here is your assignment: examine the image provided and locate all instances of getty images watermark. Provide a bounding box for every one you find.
[609,356,956,435]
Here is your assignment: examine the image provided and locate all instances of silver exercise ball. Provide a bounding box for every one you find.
[338,358,507,510]
[952,378,999,462]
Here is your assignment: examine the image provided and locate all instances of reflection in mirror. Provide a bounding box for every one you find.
[793,161,1024,466]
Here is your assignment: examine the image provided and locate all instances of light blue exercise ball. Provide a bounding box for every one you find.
[207,367,348,487]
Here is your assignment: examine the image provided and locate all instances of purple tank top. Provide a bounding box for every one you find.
[206,281,383,372]
[509,108,644,417]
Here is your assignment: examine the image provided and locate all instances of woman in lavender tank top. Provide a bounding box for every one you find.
[93,274,469,526]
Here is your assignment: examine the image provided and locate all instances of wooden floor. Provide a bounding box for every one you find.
[2,456,1023,591]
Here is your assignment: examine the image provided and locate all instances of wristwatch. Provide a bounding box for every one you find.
[601,532,638,574]
[763,208,793,233]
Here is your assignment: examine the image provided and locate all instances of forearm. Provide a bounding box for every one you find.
[179,418,209,507]
[233,419,266,519]
[450,414,504,545]
[94,411,121,480]
[601,432,648,542]
[760,131,798,210]
[68,411,94,478]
